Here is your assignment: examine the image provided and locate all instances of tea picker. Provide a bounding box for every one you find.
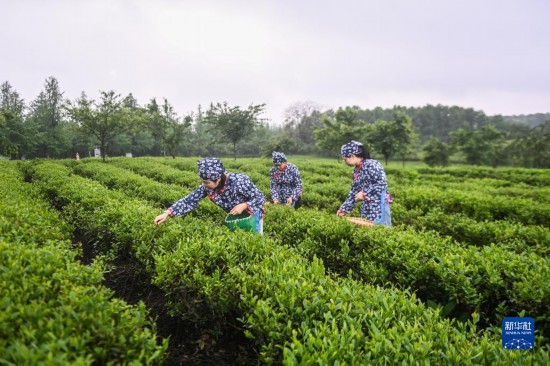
[270,151,303,208]
[337,140,392,227]
[154,157,266,233]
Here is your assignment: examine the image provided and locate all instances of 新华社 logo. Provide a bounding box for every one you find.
[502,317,535,350]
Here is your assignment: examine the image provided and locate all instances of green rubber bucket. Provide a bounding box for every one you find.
[225,213,256,232]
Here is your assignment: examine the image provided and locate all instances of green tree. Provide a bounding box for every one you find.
[1,81,25,115]
[160,100,191,158]
[422,138,451,167]
[0,112,14,157]
[204,102,266,159]
[27,76,71,158]
[0,81,31,158]
[260,129,296,157]
[283,101,323,153]
[365,120,394,165]
[187,105,227,157]
[482,125,507,168]
[364,112,415,165]
[313,106,366,158]
[67,91,126,161]
[118,93,152,157]
[513,121,550,168]
[146,98,191,158]
[450,124,505,166]
[145,98,164,156]
[390,111,415,166]
[166,114,192,158]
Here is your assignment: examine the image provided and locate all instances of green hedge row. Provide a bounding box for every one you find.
[415,166,550,187]
[393,206,549,257]
[405,176,550,203]
[107,157,200,187]
[0,161,167,365]
[392,185,549,226]
[72,160,188,208]
[21,160,550,364]
[265,205,550,340]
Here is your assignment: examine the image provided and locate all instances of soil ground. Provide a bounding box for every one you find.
[79,238,258,365]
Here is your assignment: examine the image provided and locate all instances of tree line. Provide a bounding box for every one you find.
[1,77,548,168]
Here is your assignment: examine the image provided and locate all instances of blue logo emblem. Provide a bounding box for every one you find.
[502,317,534,350]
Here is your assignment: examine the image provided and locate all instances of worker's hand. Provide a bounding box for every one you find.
[230,203,248,215]
[286,197,293,205]
[273,199,280,204]
[336,209,347,217]
[154,211,169,226]
[355,192,369,201]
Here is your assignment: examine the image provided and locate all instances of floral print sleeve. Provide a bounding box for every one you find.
[339,169,361,213]
[169,185,207,216]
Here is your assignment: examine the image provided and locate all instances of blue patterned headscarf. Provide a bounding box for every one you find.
[272,151,287,165]
[341,140,363,157]
[197,157,225,181]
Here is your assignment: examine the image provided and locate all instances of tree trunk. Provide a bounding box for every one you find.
[101,137,106,162]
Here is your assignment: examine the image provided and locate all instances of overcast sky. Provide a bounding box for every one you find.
[2,0,549,124]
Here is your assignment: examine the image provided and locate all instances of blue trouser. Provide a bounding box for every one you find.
[373,190,392,227]
[254,211,264,234]
[290,198,301,209]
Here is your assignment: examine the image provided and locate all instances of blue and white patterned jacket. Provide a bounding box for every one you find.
[270,163,303,202]
[169,173,266,216]
[339,159,388,221]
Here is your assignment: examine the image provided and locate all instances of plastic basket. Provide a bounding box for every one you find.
[345,216,375,228]
[225,213,256,232]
